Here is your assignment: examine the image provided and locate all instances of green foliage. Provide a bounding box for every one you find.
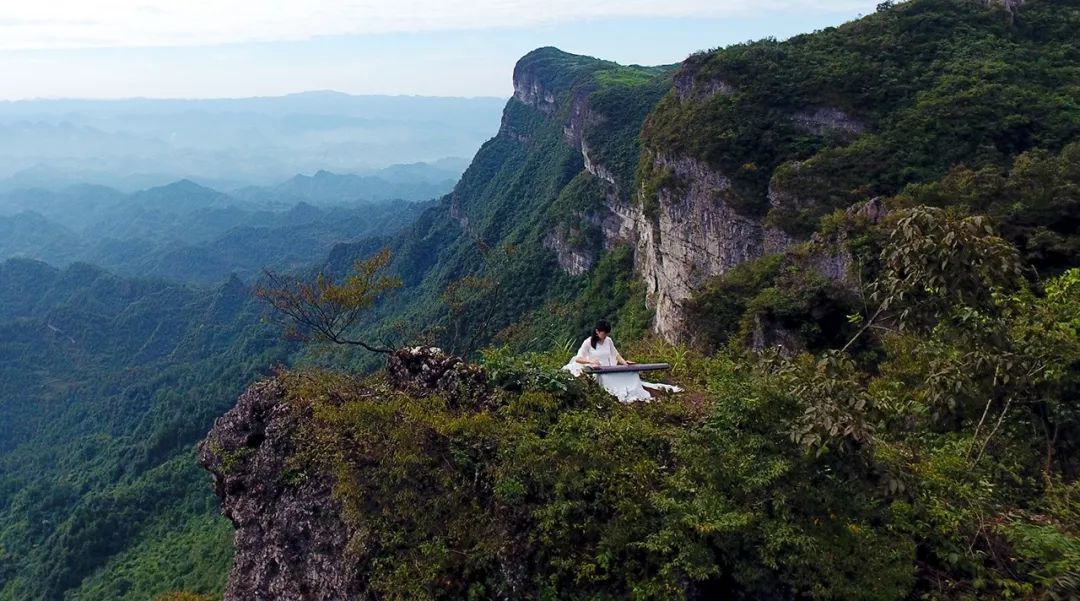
[271,347,921,600]
[7,3,1080,600]
[294,47,673,372]
[0,259,287,601]
[898,142,1080,274]
[1001,480,1080,600]
[643,0,1080,234]
[684,251,857,353]
[272,200,1080,600]
[480,346,584,401]
[69,513,232,601]
[256,247,402,353]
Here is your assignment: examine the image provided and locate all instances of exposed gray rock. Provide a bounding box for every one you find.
[200,347,493,600]
[386,345,491,407]
[543,228,595,276]
[983,0,1026,14]
[512,70,558,115]
[498,98,536,146]
[563,88,599,149]
[634,153,785,340]
[198,379,365,601]
[810,197,887,285]
[852,196,886,223]
[766,161,827,227]
[791,107,865,137]
[672,55,734,102]
[449,194,470,231]
[582,141,617,186]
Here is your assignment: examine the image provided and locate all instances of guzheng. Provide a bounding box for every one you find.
[583,363,671,374]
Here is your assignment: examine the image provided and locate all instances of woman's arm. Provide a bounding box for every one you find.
[574,339,600,366]
[612,340,634,366]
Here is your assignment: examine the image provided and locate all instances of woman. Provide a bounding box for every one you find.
[571,318,634,372]
[562,319,681,402]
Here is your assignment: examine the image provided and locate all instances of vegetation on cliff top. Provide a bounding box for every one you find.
[256,204,1080,598]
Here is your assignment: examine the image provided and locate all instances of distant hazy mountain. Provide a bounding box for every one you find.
[232,159,466,206]
[0,91,503,189]
[0,175,434,284]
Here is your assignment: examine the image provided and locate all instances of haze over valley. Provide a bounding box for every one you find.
[0,93,503,190]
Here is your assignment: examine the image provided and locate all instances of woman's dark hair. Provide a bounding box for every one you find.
[590,319,611,349]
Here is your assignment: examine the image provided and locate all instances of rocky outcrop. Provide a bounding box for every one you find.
[791,107,864,137]
[499,47,873,343]
[582,141,617,186]
[200,347,493,601]
[983,0,1026,13]
[543,228,596,276]
[632,153,792,339]
[512,69,558,115]
[449,195,470,231]
[198,378,363,601]
[514,55,789,340]
[672,55,733,102]
[809,196,886,284]
[386,345,491,407]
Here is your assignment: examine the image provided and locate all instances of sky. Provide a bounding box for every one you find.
[0,0,883,100]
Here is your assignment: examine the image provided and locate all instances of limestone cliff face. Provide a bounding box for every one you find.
[672,54,733,103]
[508,52,796,342]
[512,67,559,116]
[485,47,872,343]
[634,153,793,337]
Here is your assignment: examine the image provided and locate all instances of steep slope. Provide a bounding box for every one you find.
[0,259,290,601]
[636,0,1080,337]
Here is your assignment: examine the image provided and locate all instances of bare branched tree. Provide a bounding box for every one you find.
[254,249,402,354]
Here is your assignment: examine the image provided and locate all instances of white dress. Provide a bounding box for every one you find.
[563,337,619,376]
[561,337,682,402]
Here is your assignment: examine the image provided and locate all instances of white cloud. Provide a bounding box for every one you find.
[0,0,877,50]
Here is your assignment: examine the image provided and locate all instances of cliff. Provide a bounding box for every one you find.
[506,0,1078,344]
[345,0,1077,354]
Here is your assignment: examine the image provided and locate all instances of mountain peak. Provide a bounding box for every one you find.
[512,47,614,102]
[154,178,215,194]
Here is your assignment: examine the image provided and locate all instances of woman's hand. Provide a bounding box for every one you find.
[590,359,601,367]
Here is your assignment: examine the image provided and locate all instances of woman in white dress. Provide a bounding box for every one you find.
[562,319,680,402]
[566,319,632,376]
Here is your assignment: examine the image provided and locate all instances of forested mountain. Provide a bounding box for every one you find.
[3,0,1080,600]
[0,175,435,285]
[319,0,1079,363]
[231,160,466,207]
[0,259,288,600]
